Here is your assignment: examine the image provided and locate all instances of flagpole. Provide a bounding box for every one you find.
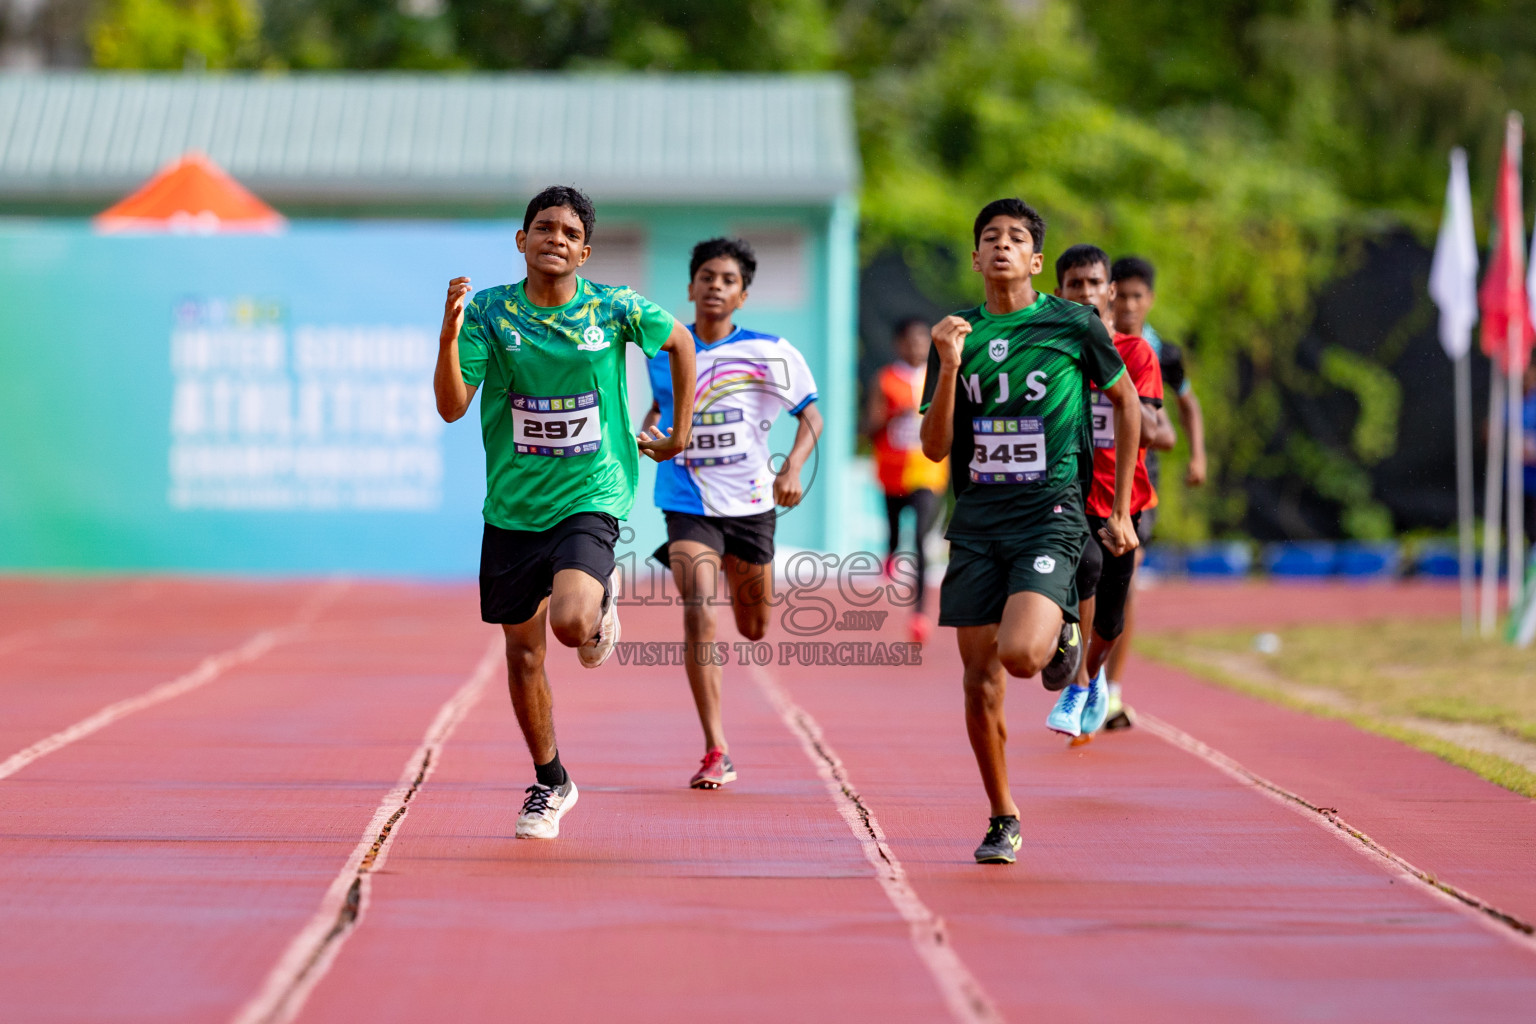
[1430,146,1481,632]
[1506,113,1527,623]
[1455,349,1476,633]
[1481,367,1506,636]
[1509,349,1525,619]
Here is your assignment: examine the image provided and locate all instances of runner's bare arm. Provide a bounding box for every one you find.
[920,316,969,461]
[638,321,697,462]
[1143,400,1177,451]
[640,399,661,434]
[435,277,477,423]
[1180,389,1207,485]
[775,402,822,508]
[1098,373,1142,557]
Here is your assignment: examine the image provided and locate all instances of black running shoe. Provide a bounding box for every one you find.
[1103,682,1136,731]
[973,816,1022,864]
[1040,621,1082,691]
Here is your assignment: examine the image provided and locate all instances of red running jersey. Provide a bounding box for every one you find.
[1086,334,1164,518]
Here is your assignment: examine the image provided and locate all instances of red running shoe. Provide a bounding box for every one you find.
[689,748,737,790]
[909,612,932,646]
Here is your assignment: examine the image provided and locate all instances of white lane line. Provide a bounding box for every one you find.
[1139,712,1536,953]
[0,580,347,783]
[230,637,500,1024]
[751,665,1006,1024]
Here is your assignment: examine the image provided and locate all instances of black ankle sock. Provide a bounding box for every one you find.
[534,751,567,788]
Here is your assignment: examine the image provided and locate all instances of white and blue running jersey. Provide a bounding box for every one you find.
[647,325,818,518]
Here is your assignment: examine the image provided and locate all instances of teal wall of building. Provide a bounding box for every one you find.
[0,206,856,575]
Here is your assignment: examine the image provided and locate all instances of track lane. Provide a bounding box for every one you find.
[290,604,959,1024]
[3,577,1523,1024]
[0,577,161,650]
[1127,652,1536,931]
[759,580,1536,1023]
[0,583,498,1024]
[0,579,343,759]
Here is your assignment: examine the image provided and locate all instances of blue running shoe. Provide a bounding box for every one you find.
[1080,667,1110,735]
[1046,684,1087,737]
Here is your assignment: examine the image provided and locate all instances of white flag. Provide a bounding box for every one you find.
[1429,148,1479,360]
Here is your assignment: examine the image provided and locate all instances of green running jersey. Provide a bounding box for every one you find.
[459,277,676,532]
[921,293,1124,538]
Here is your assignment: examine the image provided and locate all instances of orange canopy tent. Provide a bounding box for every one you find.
[94,152,285,234]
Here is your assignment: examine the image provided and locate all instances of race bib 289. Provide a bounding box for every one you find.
[684,407,749,467]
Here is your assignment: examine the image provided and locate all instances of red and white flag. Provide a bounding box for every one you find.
[1479,115,1534,374]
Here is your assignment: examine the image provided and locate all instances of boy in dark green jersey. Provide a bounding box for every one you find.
[919,198,1142,865]
[434,185,697,841]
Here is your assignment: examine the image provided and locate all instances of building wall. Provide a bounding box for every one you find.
[0,206,856,574]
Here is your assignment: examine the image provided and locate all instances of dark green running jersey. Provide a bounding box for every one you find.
[920,292,1124,539]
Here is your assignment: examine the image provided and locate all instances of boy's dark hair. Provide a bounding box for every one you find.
[972,197,1046,252]
[893,315,929,338]
[1110,255,1156,290]
[523,185,596,242]
[1055,244,1110,283]
[689,237,757,287]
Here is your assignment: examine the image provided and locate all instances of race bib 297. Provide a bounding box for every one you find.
[511,389,602,457]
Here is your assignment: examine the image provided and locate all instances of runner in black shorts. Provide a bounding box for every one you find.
[641,238,822,790]
[1054,246,1175,740]
[1104,256,1202,728]
[919,200,1141,865]
[435,185,697,841]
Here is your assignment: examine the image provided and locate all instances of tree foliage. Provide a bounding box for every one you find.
[82,0,1536,538]
[90,0,260,69]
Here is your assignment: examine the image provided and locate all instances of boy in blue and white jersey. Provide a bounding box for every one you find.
[642,237,822,790]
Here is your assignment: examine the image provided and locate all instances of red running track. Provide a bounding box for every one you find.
[0,577,1532,1023]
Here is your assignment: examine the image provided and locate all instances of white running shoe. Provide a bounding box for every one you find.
[577,569,621,669]
[515,777,579,839]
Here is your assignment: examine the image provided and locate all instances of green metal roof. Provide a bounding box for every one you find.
[0,73,859,210]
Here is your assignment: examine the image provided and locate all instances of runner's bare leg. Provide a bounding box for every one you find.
[724,554,773,642]
[958,589,1064,818]
[502,606,557,765]
[547,567,606,648]
[670,541,728,752]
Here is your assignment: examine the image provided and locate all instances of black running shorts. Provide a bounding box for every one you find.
[938,505,1088,628]
[479,512,619,625]
[654,509,776,566]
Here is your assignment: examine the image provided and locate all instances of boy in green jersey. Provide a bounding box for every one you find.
[434,185,697,841]
[918,198,1142,865]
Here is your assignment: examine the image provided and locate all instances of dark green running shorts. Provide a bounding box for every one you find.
[938,510,1088,628]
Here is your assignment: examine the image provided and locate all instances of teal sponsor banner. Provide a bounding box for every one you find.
[0,222,543,575]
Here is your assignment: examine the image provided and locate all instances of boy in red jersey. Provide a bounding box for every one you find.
[1103,255,1201,729]
[1052,244,1174,737]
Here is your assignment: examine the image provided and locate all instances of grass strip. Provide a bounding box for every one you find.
[1138,636,1536,800]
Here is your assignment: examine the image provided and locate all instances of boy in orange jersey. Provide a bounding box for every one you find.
[865,318,949,643]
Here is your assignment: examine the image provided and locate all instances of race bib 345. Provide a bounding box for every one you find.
[969,416,1047,484]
